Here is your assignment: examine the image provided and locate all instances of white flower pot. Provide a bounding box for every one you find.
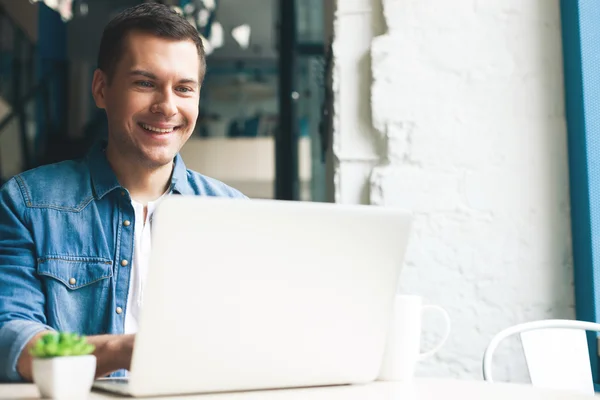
[32,355,96,399]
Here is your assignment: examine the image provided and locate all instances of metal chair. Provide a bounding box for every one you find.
[482,319,600,396]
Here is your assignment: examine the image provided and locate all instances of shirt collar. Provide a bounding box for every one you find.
[86,140,194,199]
[169,150,194,196]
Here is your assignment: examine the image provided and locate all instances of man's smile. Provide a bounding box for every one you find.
[138,122,182,134]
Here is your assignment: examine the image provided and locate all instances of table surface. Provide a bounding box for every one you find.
[0,379,598,400]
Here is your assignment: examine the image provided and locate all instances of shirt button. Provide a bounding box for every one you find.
[116,307,123,314]
[121,191,126,196]
[69,278,76,285]
[121,259,129,267]
[123,220,131,227]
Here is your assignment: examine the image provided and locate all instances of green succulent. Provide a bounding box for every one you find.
[29,332,95,358]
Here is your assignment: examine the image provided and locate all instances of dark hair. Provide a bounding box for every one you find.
[97,2,206,83]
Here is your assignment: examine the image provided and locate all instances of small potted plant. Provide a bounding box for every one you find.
[30,332,96,399]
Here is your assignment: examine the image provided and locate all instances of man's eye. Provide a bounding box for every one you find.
[177,87,193,93]
[136,81,153,88]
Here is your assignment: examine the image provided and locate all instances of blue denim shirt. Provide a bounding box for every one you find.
[0,141,246,382]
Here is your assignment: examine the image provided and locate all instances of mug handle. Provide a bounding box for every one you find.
[419,305,451,360]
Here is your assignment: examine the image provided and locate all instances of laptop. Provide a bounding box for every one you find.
[93,196,412,397]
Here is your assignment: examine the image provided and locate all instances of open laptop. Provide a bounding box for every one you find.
[93,196,412,397]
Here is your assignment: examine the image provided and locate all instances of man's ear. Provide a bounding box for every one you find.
[91,69,108,109]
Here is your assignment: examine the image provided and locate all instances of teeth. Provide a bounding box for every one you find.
[141,123,174,133]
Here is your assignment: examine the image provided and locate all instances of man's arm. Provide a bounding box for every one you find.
[17,332,135,381]
[0,177,49,382]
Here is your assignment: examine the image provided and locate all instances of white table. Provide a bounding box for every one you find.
[0,379,598,400]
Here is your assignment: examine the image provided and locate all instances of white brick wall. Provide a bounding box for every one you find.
[332,0,574,381]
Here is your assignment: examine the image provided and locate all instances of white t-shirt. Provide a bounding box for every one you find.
[124,192,169,334]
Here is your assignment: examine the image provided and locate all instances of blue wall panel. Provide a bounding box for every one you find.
[561,0,600,384]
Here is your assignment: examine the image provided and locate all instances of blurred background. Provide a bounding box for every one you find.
[0,0,333,201]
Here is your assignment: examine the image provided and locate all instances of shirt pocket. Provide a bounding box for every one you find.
[37,256,113,289]
[37,256,113,334]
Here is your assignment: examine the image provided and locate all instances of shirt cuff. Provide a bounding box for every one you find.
[0,320,54,382]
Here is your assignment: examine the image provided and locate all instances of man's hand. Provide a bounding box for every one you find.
[17,332,136,381]
[94,334,135,378]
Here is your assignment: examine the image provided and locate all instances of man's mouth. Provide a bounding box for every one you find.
[139,123,181,134]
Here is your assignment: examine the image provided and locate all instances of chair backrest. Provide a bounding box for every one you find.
[482,319,600,396]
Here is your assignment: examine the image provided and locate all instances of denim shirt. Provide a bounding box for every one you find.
[0,141,246,382]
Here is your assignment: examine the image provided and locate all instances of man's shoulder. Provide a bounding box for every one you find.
[1,159,93,211]
[184,169,247,199]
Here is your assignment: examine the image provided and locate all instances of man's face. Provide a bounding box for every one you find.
[92,31,201,168]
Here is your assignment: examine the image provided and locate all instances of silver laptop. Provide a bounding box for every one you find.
[93,197,412,397]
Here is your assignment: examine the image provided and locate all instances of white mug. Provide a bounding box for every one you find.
[377,294,451,381]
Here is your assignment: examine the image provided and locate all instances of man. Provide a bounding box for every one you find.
[0,3,245,382]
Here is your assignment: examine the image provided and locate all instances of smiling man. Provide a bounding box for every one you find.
[0,3,245,382]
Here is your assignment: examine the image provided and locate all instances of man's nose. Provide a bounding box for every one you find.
[151,90,177,118]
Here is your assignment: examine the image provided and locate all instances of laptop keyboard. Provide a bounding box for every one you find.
[96,378,129,384]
